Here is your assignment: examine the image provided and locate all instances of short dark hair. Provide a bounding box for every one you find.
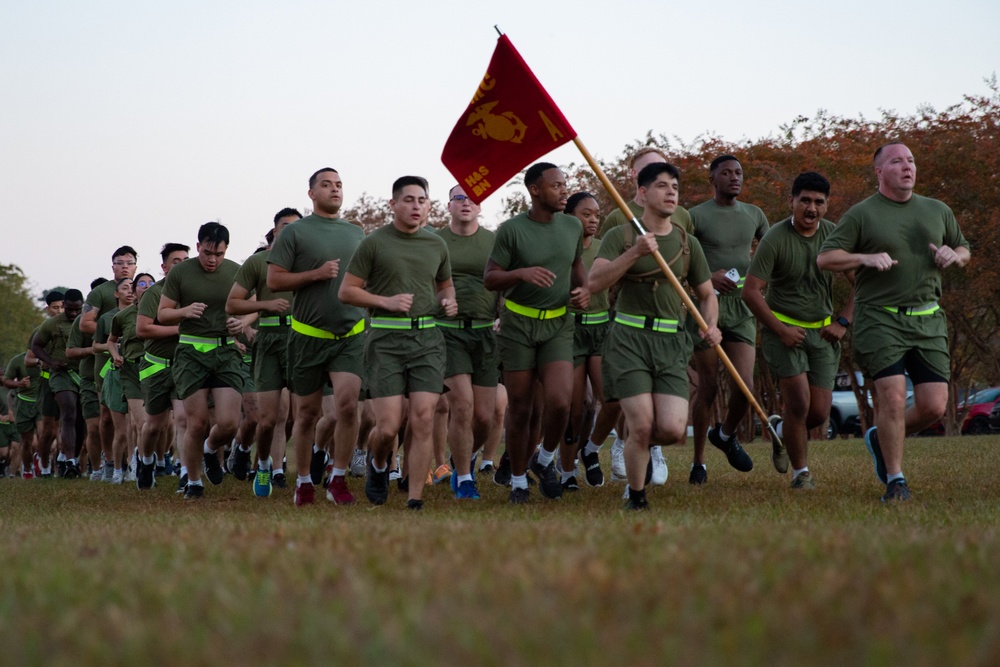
[112,245,138,261]
[791,171,831,197]
[565,192,597,215]
[44,290,65,305]
[392,176,428,199]
[273,207,302,225]
[309,168,338,189]
[873,141,906,166]
[198,222,230,246]
[90,277,108,291]
[709,155,740,173]
[115,278,130,291]
[64,288,84,302]
[525,162,559,188]
[637,162,681,189]
[160,243,190,263]
[264,229,275,245]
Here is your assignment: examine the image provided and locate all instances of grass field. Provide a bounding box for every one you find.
[3,435,1000,666]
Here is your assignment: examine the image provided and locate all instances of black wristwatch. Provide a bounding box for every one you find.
[836,316,851,327]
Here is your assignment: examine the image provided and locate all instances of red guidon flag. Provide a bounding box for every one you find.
[441,35,577,205]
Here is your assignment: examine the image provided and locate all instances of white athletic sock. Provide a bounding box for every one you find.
[296,475,312,487]
[180,466,188,477]
[156,455,164,466]
[312,443,321,454]
[273,467,283,475]
[258,458,271,471]
[373,461,387,473]
[188,478,204,487]
[479,460,493,471]
[560,471,574,483]
[142,454,155,465]
[68,457,77,465]
[888,471,905,483]
[719,426,733,441]
[511,473,528,490]
[792,467,809,479]
[457,473,472,484]
[57,452,67,462]
[238,444,251,453]
[332,467,347,478]
[203,439,215,454]
[41,466,51,475]
[584,440,601,456]
[536,447,555,467]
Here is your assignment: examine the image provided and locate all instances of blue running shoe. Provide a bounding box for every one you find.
[253,468,273,497]
[864,426,887,484]
[455,479,481,500]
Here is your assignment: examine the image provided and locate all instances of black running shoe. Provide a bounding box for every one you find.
[623,487,649,511]
[203,451,224,485]
[57,460,67,478]
[865,427,888,484]
[62,461,81,480]
[493,451,512,487]
[406,499,424,511]
[272,472,287,489]
[562,475,580,492]
[183,483,204,500]
[231,447,251,482]
[176,472,188,494]
[508,487,530,504]
[580,449,604,487]
[689,464,708,485]
[136,459,156,490]
[881,478,911,503]
[529,451,563,499]
[708,423,753,472]
[365,453,389,505]
[310,447,328,486]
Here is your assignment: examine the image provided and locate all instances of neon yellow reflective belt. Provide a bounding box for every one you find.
[139,353,171,381]
[575,311,610,325]
[771,311,831,329]
[178,335,234,353]
[98,359,112,379]
[68,370,81,387]
[258,315,291,327]
[435,319,495,329]
[614,312,679,333]
[883,302,940,316]
[290,318,365,340]
[40,370,50,380]
[505,300,567,320]
[17,394,36,403]
[370,316,437,330]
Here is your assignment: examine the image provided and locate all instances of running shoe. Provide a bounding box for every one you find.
[708,423,753,472]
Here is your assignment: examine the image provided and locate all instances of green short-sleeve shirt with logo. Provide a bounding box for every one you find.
[598,224,711,320]
[267,215,366,335]
[434,226,497,320]
[598,199,694,239]
[489,211,583,310]
[5,353,40,402]
[35,314,76,370]
[111,304,143,360]
[67,314,96,379]
[748,218,836,322]
[347,224,451,319]
[690,199,770,297]
[573,239,611,314]
[138,282,178,359]
[161,257,241,337]
[819,193,968,307]
[235,250,293,319]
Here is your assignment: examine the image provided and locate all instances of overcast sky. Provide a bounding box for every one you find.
[2,0,997,300]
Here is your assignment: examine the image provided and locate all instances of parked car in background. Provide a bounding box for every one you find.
[908,386,999,436]
[990,400,1000,432]
[827,372,913,439]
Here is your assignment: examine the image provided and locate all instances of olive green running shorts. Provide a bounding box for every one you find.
[252,331,290,393]
[691,294,756,351]
[79,378,100,420]
[286,330,364,397]
[760,327,840,389]
[15,397,39,433]
[140,358,177,416]
[498,310,574,372]
[171,343,245,400]
[852,305,950,380]
[602,323,691,400]
[572,320,609,367]
[365,328,445,398]
[120,359,143,400]
[442,327,499,387]
[101,367,128,414]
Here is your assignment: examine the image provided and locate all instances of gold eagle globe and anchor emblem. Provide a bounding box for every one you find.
[466,101,527,144]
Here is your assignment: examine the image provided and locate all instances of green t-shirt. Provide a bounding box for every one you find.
[138,282,178,359]
[574,239,611,314]
[111,304,143,360]
[748,218,836,322]
[819,193,968,307]
[489,211,584,310]
[235,250,294,319]
[5,353,40,402]
[94,308,118,381]
[267,215,367,335]
[347,224,451,319]
[84,279,117,318]
[690,199,770,297]
[35,314,76,369]
[597,199,694,238]
[67,314,96,379]
[597,225,711,320]
[434,225,498,320]
[161,257,242,337]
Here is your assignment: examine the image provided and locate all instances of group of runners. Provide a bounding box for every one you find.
[0,141,969,509]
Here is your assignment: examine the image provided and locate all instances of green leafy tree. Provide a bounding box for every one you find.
[0,264,45,369]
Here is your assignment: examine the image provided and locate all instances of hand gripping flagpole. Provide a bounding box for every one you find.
[570,138,782,448]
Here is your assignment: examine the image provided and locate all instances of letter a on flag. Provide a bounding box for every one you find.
[441,35,577,205]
